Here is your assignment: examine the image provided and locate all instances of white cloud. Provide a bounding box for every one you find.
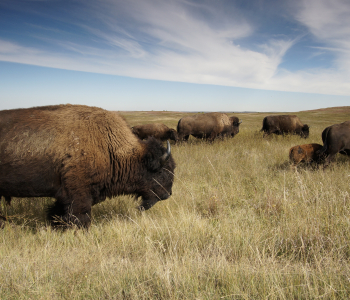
[295,0,350,69]
[1,0,350,96]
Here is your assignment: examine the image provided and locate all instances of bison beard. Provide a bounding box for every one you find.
[0,104,176,229]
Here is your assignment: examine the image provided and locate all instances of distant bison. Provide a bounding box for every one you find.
[0,104,176,228]
[289,143,323,168]
[318,121,350,167]
[261,115,309,138]
[177,112,241,142]
[132,123,178,143]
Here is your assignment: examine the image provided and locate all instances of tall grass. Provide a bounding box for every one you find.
[0,108,350,299]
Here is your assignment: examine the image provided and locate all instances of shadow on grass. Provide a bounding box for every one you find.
[271,161,323,172]
[0,195,139,231]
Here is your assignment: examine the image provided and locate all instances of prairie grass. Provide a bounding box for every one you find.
[0,108,350,299]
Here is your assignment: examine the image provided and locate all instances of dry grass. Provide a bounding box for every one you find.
[1,107,350,299]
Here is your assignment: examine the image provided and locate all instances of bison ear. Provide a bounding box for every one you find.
[144,139,171,172]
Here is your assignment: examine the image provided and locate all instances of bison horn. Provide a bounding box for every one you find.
[239,120,242,124]
[160,140,171,165]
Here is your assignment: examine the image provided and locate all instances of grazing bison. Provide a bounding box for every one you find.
[132,123,178,143]
[289,143,323,168]
[177,112,241,142]
[318,121,350,167]
[261,115,309,138]
[0,104,176,228]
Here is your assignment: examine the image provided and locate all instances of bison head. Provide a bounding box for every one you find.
[169,129,179,143]
[301,125,310,138]
[138,138,176,210]
[229,117,242,137]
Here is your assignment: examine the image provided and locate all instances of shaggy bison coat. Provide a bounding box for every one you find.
[0,104,176,228]
[261,115,309,138]
[132,123,178,143]
[289,143,323,168]
[318,121,350,167]
[177,112,241,142]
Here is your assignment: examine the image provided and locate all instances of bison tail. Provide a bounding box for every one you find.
[177,118,182,133]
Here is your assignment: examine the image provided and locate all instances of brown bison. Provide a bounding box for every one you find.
[177,112,241,142]
[289,143,323,168]
[132,123,178,143]
[318,121,350,167]
[0,104,176,228]
[261,115,309,138]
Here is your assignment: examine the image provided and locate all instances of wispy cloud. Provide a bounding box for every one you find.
[1,0,350,95]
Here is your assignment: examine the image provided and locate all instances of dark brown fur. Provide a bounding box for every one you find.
[177,112,240,142]
[0,104,176,228]
[318,121,350,167]
[289,143,323,168]
[261,115,309,138]
[132,123,178,142]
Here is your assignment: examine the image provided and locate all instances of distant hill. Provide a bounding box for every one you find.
[304,106,350,114]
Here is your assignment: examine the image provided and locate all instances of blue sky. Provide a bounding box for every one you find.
[0,0,350,112]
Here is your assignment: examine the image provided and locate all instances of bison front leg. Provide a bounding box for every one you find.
[48,195,92,229]
[138,198,159,211]
[262,131,270,138]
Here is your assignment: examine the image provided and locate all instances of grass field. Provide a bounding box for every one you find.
[1,107,350,299]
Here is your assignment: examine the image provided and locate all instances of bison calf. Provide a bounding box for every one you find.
[289,143,323,168]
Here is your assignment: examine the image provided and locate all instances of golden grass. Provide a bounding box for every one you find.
[0,108,350,299]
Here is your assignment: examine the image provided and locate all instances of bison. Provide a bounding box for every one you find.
[177,112,241,142]
[0,104,176,228]
[132,123,178,143]
[289,143,323,168]
[261,115,309,138]
[318,121,350,167]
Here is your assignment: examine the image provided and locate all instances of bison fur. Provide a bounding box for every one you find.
[289,143,323,168]
[318,121,350,167]
[0,104,176,228]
